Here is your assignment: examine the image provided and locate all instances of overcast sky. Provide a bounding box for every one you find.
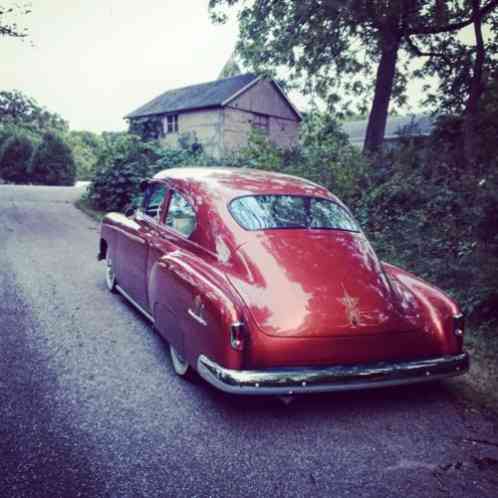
[2,1,478,133]
[2,0,241,132]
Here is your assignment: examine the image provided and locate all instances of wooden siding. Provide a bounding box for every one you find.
[227,79,298,121]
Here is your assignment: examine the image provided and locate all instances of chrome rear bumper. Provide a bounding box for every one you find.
[197,352,469,396]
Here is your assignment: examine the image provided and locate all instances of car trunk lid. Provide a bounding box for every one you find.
[229,230,425,338]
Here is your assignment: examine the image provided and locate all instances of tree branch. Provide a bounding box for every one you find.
[405,35,453,66]
[409,0,498,35]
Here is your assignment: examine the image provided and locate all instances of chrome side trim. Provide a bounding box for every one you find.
[197,353,470,396]
[115,284,154,323]
[187,308,207,326]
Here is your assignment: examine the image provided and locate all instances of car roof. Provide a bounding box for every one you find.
[153,167,333,201]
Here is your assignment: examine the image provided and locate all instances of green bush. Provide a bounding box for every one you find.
[356,116,498,321]
[30,132,76,186]
[236,113,370,205]
[0,133,35,183]
[86,133,217,212]
[88,135,162,212]
[66,130,103,181]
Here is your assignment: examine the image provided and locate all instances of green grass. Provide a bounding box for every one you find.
[74,196,106,222]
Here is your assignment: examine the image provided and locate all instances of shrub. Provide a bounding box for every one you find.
[88,135,162,212]
[236,114,370,205]
[30,132,76,186]
[0,133,34,183]
[86,134,217,212]
[66,130,103,181]
[356,116,498,321]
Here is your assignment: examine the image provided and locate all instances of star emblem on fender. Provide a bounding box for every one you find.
[338,286,362,326]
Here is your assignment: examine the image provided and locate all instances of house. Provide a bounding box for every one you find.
[125,73,302,158]
[342,114,434,149]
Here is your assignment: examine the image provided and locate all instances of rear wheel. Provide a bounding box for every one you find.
[169,345,192,378]
[106,253,117,292]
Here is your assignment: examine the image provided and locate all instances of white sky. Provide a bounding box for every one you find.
[2,0,241,132]
[1,1,480,133]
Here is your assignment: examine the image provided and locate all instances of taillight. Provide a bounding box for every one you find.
[230,322,246,351]
[453,313,465,337]
[453,313,465,350]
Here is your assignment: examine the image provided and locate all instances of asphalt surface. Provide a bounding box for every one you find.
[1,184,497,498]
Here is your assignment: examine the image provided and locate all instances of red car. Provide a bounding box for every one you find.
[98,167,468,395]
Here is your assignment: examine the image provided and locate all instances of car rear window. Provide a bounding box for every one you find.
[229,195,359,232]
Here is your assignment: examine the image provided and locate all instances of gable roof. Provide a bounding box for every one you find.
[125,73,259,119]
[125,73,302,121]
[342,114,434,147]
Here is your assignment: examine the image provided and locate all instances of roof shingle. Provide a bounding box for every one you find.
[125,73,259,119]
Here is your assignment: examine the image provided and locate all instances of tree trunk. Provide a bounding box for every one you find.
[363,31,401,156]
[463,0,485,169]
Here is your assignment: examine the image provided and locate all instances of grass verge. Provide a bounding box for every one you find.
[75,196,106,222]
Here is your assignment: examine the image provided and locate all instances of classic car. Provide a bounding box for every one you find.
[98,167,469,395]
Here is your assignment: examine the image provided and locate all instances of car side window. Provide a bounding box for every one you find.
[165,191,196,238]
[143,183,166,219]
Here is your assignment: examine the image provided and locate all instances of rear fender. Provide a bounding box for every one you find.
[149,254,246,370]
[383,262,462,354]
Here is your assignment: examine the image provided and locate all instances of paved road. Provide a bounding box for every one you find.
[1,184,497,498]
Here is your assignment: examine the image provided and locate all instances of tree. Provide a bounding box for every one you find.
[0,91,67,133]
[0,133,34,183]
[209,0,498,155]
[411,2,498,168]
[30,132,76,186]
[66,130,103,180]
[218,51,242,79]
[0,3,31,38]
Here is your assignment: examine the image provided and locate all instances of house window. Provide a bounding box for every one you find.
[166,114,179,134]
[251,114,269,134]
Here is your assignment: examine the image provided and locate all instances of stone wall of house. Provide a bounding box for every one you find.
[159,109,224,158]
[222,79,300,154]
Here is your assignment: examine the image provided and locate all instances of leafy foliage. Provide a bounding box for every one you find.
[235,113,369,206]
[128,115,165,141]
[0,3,31,38]
[66,130,103,181]
[0,90,67,134]
[86,133,215,212]
[356,113,498,321]
[209,1,498,153]
[217,51,242,79]
[30,132,76,186]
[0,91,105,182]
[0,132,34,183]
